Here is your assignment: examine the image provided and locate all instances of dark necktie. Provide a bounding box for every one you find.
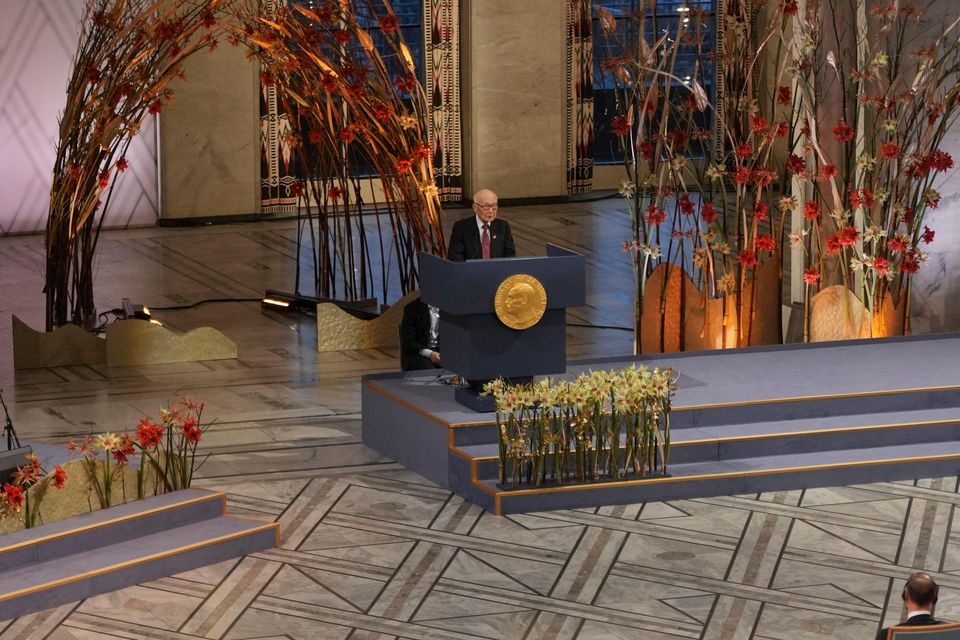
[481,223,491,259]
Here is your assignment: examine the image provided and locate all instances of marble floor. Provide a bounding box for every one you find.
[0,200,957,639]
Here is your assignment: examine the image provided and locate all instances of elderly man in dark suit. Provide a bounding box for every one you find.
[876,573,946,640]
[447,188,515,261]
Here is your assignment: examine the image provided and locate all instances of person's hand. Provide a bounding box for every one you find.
[430,351,440,366]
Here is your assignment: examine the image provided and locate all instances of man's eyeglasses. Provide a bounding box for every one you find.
[474,202,498,210]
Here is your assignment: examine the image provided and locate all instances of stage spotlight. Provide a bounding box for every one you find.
[121,298,152,320]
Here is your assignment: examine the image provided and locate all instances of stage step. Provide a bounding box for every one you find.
[363,335,960,515]
[0,489,278,620]
[463,439,960,514]
[456,406,960,479]
[448,386,960,447]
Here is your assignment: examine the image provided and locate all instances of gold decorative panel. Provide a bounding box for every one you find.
[316,290,419,352]
[640,260,780,354]
[809,285,907,341]
[12,315,106,369]
[105,320,237,367]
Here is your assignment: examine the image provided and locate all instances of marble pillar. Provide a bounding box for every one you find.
[461,0,567,199]
[159,44,260,220]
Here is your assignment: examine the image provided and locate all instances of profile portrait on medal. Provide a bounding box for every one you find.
[495,274,546,330]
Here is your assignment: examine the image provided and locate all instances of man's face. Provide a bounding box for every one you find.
[473,197,498,223]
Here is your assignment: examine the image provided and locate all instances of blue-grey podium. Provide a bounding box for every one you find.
[419,244,586,410]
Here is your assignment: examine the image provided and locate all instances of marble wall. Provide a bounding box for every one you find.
[909,1,960,334]
[461,0,568,199]
[0,0,159,233]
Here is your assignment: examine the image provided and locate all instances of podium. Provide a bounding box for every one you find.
[419,244,586,410]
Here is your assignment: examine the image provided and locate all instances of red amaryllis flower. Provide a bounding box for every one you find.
[379,14,400,33]
[328,187,343,200]
[880,141,900,159]
[873,256,891,277]
[832,121,854,142]
[148,100,163,115]
[374,103,393,121]
[775,122,789,138]
[825,234,842,255]
[803,268,820,285]
[752,168,775,187]
[838,225,860,246]
[347,83,366,99]
[735,142,752,159]
[888,234,907,252]
[394,74,417,94]
[751,115,768,133]
[639,142,655,161]
[414,143,431,160]
[340,128,356,143]
[786,154,806,175]
[928,150,954,171]
[782,0,799,15]
[3,484,24,510]
[849,188,874,209]
[922,226,935,244]
[611,116,630,137]
[679,193,695,215]
[321,74,338,93]
[700,201,718,223]
[136,418,164,448]
[116,157,128,173]
[396,157,414,173]
[112,433,135,464]
[777,85,792,106]
[755,233,776,253]
[738,249,758,268]
[803,200,821,221]
[317,6,334,22]
[753,202,768,222]
[734,167,750,184]
[819,163,837,179]
[180,418,202,444]
[669,130,687,148]
[52,466,67,489]
[308,130,322,144]
[98,170,111,189]
[903,206,915,226]
[900,250,920,274]
[645,204,666,225]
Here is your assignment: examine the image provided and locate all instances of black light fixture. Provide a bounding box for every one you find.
[260,290,321,313]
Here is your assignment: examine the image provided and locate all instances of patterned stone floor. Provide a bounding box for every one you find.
[0,201,956,639]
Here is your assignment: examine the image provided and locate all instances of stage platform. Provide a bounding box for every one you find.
[362,334,960,515]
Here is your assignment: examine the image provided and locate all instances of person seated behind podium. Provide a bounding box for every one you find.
[447,189,515,261]
[876,572,946,640]
[400,297,441,371]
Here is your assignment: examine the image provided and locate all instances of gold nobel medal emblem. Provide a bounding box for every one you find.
[494,274,547,330]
